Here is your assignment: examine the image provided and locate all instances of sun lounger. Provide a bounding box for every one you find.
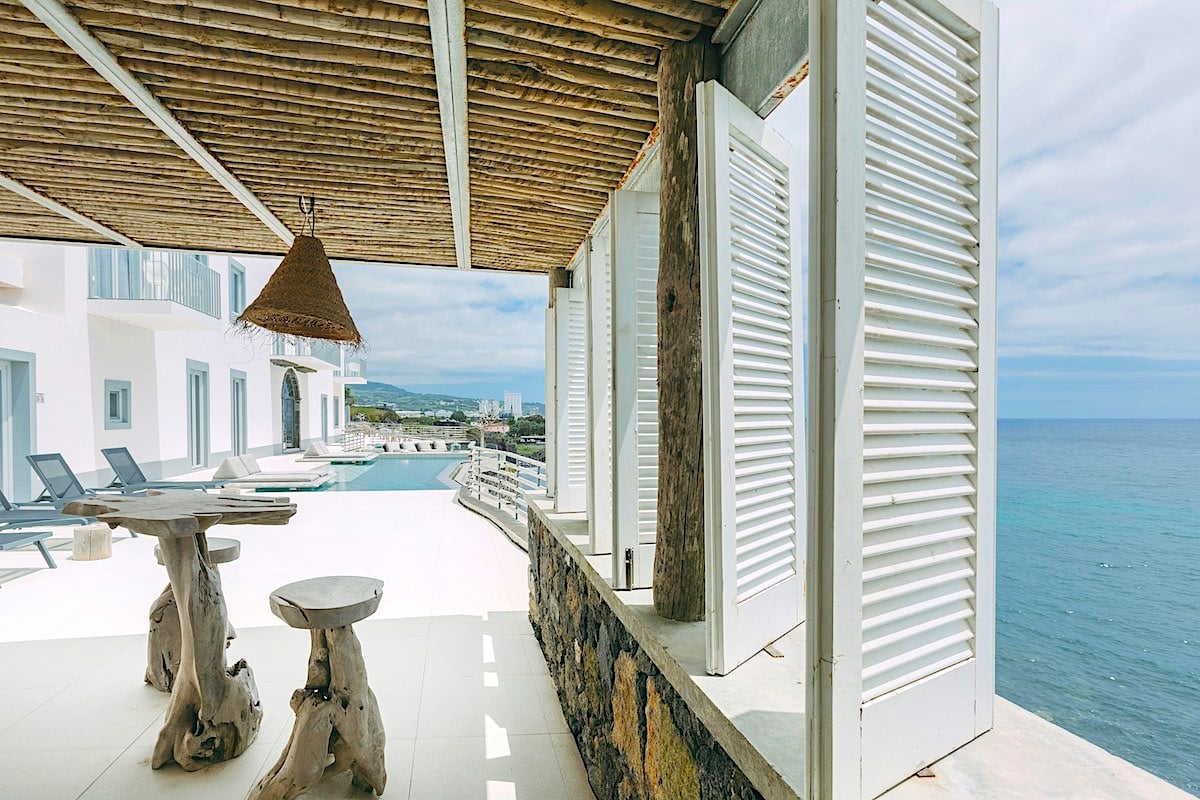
[101,447,227,492]
[26,453,133,524]
[298,442,377,464]
[0,490,94,574]
[213,455,334,490]
[0,531,56,571]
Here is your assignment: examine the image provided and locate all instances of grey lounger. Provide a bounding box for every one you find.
[102,447,227,492]
[26,453,137,537]
[0,490,94,574]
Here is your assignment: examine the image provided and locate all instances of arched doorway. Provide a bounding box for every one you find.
[281,369,301,450]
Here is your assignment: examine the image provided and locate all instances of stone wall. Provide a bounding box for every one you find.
[528,513,764,800]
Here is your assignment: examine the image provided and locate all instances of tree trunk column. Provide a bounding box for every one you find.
[653,34,719,622]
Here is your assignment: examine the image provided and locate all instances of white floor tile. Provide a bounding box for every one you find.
[0,686,60,733]
[551,733,594,798]
[417,673,554,739]
[0,682,167,753]
[0,748,125,800]
[409,735,581,800]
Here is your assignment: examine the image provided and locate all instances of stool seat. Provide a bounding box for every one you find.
[269,576,383,629]
[155,537,241,566]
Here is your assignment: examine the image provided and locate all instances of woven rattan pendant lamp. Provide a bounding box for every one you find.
[236,197,362,346]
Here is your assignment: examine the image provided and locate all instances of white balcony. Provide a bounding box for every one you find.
[334,360,367,385]
[86,249,222,331]
[271,335,343,373]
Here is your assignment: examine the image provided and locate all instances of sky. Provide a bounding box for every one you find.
[270,0,1199,416]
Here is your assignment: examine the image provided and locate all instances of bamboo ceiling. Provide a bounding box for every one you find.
[0,0,734,272]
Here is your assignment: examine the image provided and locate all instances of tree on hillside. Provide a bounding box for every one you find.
[450,410,467,422]
[508,415,545,438]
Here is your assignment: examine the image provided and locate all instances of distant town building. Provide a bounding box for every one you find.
[478,399,501,416]
[504,391,523,418]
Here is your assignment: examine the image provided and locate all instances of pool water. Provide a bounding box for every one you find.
[320,455,467,491]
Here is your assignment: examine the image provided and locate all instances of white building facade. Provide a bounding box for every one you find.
[503,391,522,418]
[0,242,363,502]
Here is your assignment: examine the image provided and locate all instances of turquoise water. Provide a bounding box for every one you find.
[319,455,466,491]
[998,419,1200,793]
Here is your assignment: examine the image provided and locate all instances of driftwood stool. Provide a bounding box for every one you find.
[251,576,386,800]
[146,537,242,692]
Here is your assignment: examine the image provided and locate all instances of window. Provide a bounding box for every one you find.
[104,379,131,430]
[333,398,341,427]
[229,261,247,316]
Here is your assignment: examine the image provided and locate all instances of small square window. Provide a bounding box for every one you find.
[104,380,131,430]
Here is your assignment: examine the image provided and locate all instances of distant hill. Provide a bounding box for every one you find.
[348,380,544,416]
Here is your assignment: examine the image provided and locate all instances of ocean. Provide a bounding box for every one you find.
[997,419,1200,794]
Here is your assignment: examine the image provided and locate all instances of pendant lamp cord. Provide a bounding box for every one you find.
[298,196,316,237]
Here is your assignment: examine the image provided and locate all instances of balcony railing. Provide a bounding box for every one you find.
[272,334,342,367]
[335,361,365,379]
[88,249,221,318]
[465,445,547,526]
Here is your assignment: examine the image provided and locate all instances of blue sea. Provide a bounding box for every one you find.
[997,419,1200,794]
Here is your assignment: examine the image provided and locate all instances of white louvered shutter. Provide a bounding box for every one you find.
[697,81,804,675]
[587,219,615,554]
[553,287,589,512]
[610,190,661,589]
[544,306,557,499]
[809,0,997,796]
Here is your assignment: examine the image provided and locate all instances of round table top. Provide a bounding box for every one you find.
[155,537,241,566]
[269,576,384,629]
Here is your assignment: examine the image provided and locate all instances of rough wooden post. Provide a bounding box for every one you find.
[547,267,571,307]
[653,33,719,622]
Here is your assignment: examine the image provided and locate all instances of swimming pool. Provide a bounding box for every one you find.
[319,455,467,491]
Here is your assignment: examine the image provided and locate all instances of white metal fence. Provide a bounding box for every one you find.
[347,422,474,444]
[465,446,547,526]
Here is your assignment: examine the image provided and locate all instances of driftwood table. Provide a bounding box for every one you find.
[147,537,243,692]
[63,490,296,771]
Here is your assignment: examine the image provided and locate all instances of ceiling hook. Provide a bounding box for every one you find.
[298,195,316,237]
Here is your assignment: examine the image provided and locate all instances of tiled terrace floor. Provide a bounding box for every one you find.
[0,486,594,800]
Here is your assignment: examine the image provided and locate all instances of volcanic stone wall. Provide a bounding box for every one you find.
[528,512,764,800]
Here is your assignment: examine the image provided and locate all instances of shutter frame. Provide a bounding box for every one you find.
[610,190,661,589]
[698,80,805,676]
[554,287,589,512]
[807,0,998,796]
[587,216,616,555]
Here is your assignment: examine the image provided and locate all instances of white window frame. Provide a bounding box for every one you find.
[103,379,131,430]
[229,259,247,316]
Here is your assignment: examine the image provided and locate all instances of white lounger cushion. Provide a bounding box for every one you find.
[239,454,261,474]
[400,442,418,452]
[214,457,250,479]
[431,440,447,452]
[304,442,331,457]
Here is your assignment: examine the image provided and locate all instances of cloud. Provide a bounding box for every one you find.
[997,0,1200,359]
[334,265,547,389]
[240,258,547,394]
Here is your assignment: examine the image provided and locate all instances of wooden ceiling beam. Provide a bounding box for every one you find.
[0,171,139,246]
[428,0,471,270]
[18,0,294,244]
